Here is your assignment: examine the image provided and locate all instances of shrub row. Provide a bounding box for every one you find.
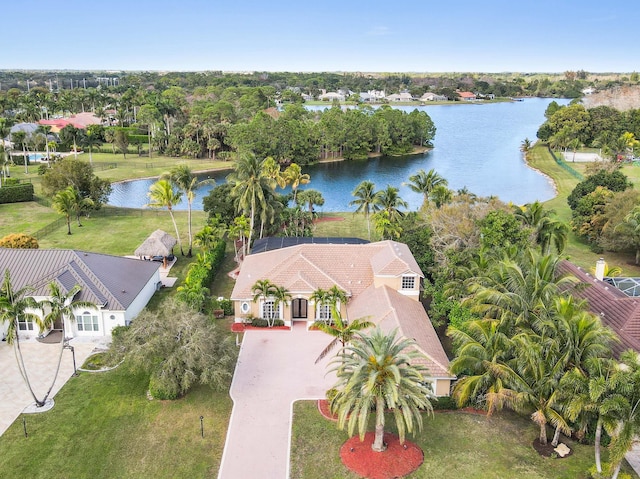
[181,240,227,310]
[250,318,285,327]
[0,183,34,204]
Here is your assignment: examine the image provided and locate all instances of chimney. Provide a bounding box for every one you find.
[595,258,606,281]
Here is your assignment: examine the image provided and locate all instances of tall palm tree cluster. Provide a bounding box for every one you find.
[226,155,313,251]
[448,248,640,478]
[147,165,213,257]
[350,169,452,241]
[0,271,94,408]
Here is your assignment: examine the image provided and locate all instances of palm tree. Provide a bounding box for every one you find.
[313,305,373,363]
[262,156,286,190]
[38,282,94,405]
[81,126,103,165]
[52,186,77,235]
[146,179,184,255]
[373,210,402,240]
[429,185,453,208]
[295,189,325,214]
[270,285,292,327]
[607,350,640,479]
[377,185,408,222]
[227,155,270,252]
[562,359,624,474]
[350,180,381,240]
[163,165,214,257]
[252,279,276,325]
[465,250,578,333]
[407,169,448,204]
[176,276,210,311]
[520,138,532,153]
[330,328,433,451]
[11,130,28,174]
[0,271,47,407]
[489,333,571,446]
[514,202,568,254]
[448,319,514,411]
[69,187,94,227]
[283,163,310,202]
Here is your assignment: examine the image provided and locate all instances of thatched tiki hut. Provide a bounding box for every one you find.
[135,230,177,267]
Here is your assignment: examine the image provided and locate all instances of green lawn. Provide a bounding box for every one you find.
[0,365,232,479]
[314,212,370,239]
[528,146,640,276]
[290,401,638,479]
[36,208,207,256]
[0,201,55,237]
[84,151,232,183]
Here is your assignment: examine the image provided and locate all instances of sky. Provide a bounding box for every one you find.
[3,0,638,73]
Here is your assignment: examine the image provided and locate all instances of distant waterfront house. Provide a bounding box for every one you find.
[420,92,448,102]
[230,239,454,396]
[0,248,161,340]
[386,92,415,102]
[457,91,477,101]
[318,92,345,102]
[558,260,640,356]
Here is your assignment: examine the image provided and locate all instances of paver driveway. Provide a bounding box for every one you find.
[0,339,98,436]
[218,322,337,479]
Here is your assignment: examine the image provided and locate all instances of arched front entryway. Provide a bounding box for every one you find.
[291,298,308,321]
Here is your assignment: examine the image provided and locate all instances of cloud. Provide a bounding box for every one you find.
[367,26,390,36]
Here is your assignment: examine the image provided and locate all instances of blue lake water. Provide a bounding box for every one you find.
[108,98,569,212]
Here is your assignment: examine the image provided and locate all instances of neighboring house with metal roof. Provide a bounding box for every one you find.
[0,248,161,340]
[230,240,454,396]
[558,260,640,356]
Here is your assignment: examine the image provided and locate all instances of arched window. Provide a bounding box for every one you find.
[76,311,99,332]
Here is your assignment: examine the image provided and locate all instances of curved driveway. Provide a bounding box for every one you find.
[218,323,336,479]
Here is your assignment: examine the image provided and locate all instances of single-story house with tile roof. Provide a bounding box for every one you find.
[457,91,477,101]
[230,240,454,396]
[558,260,640,357]
[0,248,161,341]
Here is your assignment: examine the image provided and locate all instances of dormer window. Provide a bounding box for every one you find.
[401,276,415,290]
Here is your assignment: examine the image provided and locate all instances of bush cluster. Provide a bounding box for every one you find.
[250,318,285,327]
[0,183,34,204]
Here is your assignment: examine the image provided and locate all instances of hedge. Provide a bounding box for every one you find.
[0,183,34,204]
[178,240,227,310]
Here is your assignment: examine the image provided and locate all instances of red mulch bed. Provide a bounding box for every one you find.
[340,432,423,479]
[230,323,290,332]
[318,399,338,421]
[313,216,345,223]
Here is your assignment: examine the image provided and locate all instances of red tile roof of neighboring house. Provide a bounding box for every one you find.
[558,260,640,356]
[457,91,476,99]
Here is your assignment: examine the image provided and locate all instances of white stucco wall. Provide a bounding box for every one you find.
[124,270,161,324]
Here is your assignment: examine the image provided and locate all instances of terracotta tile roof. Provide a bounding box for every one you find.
[558,260,640,356]
[370,241,423,277]
[348,285,451,378]
[232,241,406,300]
[0,248,160,311]
[232,240,450,380]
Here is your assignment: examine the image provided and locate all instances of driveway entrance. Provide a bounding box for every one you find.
[218,322,336,478]
[0,339,98,437]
